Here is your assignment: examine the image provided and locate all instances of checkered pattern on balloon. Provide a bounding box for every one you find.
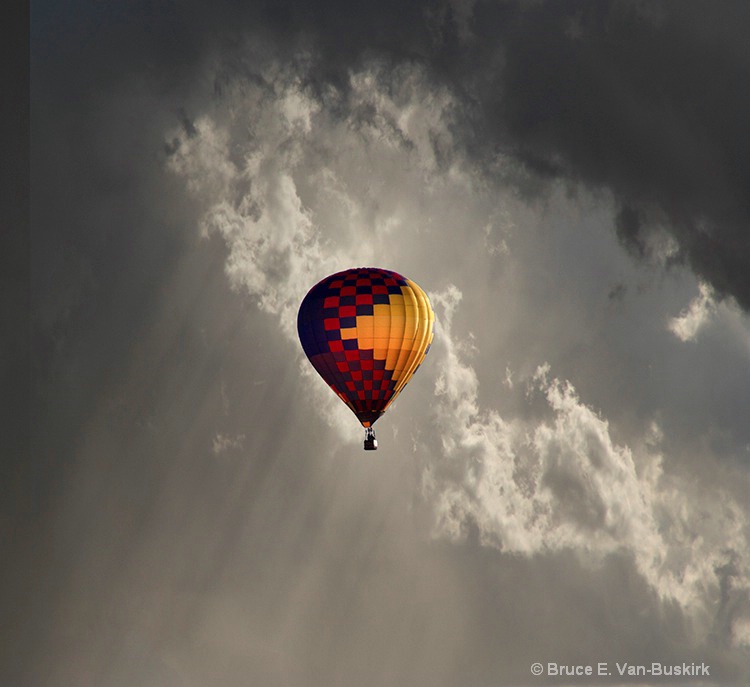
[298,268,435,449]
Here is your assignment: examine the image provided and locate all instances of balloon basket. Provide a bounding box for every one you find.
[363,427,378,451]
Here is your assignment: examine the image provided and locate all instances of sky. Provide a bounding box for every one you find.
[13,1,750,685]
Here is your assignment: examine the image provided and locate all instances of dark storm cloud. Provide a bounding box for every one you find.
[308,0,750,310]
[472,1,750,309]
[41,0,749,309]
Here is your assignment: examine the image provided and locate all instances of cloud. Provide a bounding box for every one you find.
[425,283,750,647]
[167,70,357,437]
[166,45,750,653]
[38,0,750,314]
[211,432,246,456]
[669,282,716,342]
[259,0,750,311]
[460,1,750,310]
[160,30,750,681]
[31,2,750,683]
[165,54,474,440]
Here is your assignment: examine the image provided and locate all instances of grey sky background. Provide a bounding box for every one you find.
[15,1,750,685]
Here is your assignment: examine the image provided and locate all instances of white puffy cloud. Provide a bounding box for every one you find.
[669,281,716,342]
[166,56,486,441]
[425,283,750,645]
[167,68,367,438]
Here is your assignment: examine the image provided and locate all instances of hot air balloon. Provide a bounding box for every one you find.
[297,267,435,450]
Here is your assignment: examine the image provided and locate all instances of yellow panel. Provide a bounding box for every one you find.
[388,294,405,314]
[392,279,435,399]
[341,327,357,340]
[385,332,406,367]
[373,318,392,338]
[388,338,406,352]
[405,288,431,371]
[356,314,374,349]
[373,304,392,360]
[391,285,417,377]
[364,282,435,391]
[378,301,396,368]
[385,349,401,371]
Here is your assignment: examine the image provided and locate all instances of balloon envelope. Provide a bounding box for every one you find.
[297,267,435,428]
